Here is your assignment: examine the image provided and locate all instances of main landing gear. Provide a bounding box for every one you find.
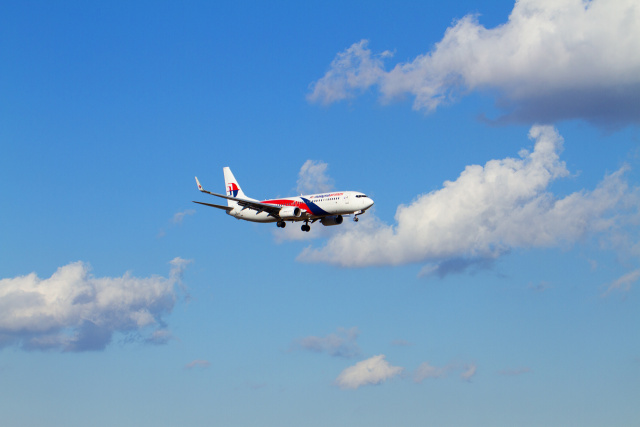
[276,220,310,231]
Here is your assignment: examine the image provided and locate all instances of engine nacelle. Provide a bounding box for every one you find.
[320,215,344,226]
[279,206,302,219]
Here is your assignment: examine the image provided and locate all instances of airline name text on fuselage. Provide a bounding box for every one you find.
[310,193,344,199]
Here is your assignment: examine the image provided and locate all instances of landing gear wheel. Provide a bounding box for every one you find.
[301,224,310,232]
[277,221,286,228]
[354,217,359,222]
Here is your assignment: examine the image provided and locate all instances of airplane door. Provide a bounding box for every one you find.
[344,194,349,204]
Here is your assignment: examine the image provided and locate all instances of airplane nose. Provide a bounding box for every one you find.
[366,197,374,209]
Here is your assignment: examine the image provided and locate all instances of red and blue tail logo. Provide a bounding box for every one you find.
[227,183,240,197]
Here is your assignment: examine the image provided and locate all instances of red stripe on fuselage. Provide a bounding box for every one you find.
[261,198,313,215]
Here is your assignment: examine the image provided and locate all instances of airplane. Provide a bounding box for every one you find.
[193,167,374,232]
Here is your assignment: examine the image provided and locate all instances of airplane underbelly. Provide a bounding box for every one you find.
[234,210,276,223]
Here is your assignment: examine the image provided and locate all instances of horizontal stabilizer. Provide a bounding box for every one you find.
[192,201,234,212]
[193,173,281,218]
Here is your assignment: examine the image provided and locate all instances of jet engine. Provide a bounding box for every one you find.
[279,206,302,219]
[320,215,343,226]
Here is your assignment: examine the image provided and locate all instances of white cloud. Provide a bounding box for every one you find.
[0,258,191,352]
[145,328,174,345]
[173,209,196,224]
[308,0,640,127]
[298,126,637,273]
[335,354,403,389]
[413,361,479,383]
[414,362,450,382]
[308,42,393,106]
[293,327,360,358]
[461,364,478,382]
[296,160,334,195]
[159,209,197,238]
[603,269,640,296]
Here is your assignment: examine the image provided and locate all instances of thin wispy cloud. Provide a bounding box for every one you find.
[145,329,175,345]
[292,327,360,358]
[334,357,479,389]
[460,363,478,382]
[335,355,403,390]
[413,362,450,382]
[173,209,196,224]
[298,126,639,275]
[413,361,478,383]
[0,258,191,352]
[602,269,640,296]
[185,359,211,370]
[528,281,551,293]
[309,0,640,128]
[159,209,197,238]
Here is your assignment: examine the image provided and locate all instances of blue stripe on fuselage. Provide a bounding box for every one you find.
[301,197,330,216]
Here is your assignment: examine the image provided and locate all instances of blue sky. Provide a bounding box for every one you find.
[1,1,639,426]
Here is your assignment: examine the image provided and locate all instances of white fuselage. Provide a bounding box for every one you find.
[228,191,373,222]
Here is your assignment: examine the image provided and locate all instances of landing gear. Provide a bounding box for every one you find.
[277,221,286,228]
[354,210,364,222]
[301,222,310,232]
[354,216,359,222]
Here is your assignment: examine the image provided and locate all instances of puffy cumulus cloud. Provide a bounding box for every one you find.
[0,258,191,352]
[308,0,640,127]
[292,327,360,358]
[298,126,638,274]
[296,160,334,195]
[335,355,403,389]
[308,42,393,106]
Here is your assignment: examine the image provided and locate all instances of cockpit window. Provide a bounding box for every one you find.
[355,194,368,198]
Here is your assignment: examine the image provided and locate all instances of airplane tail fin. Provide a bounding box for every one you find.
[223,167,248,207]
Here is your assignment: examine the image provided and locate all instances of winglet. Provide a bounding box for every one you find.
[195,176,204,192]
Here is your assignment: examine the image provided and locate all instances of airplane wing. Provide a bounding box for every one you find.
[194,176,283,218]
